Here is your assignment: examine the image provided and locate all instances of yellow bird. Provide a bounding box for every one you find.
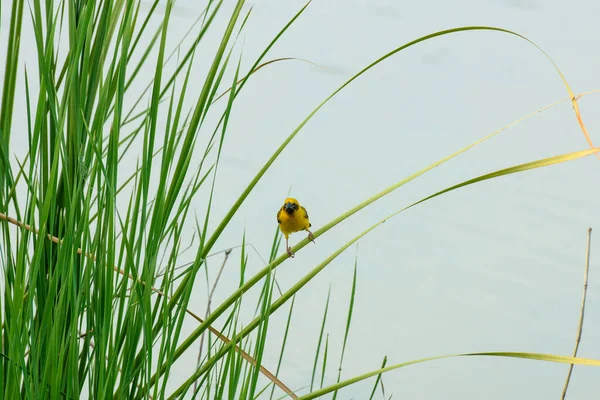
[277,197,315,258]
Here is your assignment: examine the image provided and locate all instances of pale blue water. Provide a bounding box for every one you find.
[2,0,600,398]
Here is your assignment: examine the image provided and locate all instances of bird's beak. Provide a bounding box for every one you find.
[284,202,296,214]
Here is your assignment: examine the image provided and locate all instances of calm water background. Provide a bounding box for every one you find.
[2,0,600,398]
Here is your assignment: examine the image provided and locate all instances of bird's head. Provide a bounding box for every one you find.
[283,198,300,215]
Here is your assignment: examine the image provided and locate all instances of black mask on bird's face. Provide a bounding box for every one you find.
[284,202,299,215]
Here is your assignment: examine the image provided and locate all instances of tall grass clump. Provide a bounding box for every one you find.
[0,1,599,399]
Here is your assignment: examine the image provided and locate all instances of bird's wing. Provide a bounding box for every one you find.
[300,206,309,220]
[301,206,312,228]
[277,207,282,224]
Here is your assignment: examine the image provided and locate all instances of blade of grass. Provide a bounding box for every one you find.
[268,295,296,400]
[368,356,387,400]
[561,227,593,399]
[332,251,358,400]
[246,259,276,400]
[310,287,331,392]
[297,352,600,400]
[320,334,329,389]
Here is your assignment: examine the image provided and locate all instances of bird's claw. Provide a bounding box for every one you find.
[308,231,315,244]
[287,247,295,258]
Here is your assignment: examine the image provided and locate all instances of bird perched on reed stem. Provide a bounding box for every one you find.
[277,197,315,258]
